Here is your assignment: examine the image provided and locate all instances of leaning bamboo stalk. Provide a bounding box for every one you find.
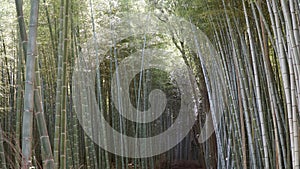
[214,20,245,167]
[242,1,269,168]
[289,49,299,169]
[191,19,226,169]
[272,0,294,168]
[259,2,289,166]
[221,1,257,168]
[237,58,258,169]
[254,1,277,51]
[288,0,300,106]
[287,1,300,167]
[34,57,55,169]
[214,28,243,168]
[251,3,285,168]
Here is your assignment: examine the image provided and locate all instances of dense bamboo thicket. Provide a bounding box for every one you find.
[0,0,299,168]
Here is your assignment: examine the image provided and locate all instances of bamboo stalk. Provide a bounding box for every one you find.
[242,1,269,168]
[34,58,55,168]
[53,0,66,166]
[21,0,39,167]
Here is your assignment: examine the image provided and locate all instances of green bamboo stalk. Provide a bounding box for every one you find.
[242,1,269,168]
[283,1,300,167]
[53,0,66,166]
[41,47,55,147]
[67,7,76,168]
[66,43,74,169]
[2,37,15,163]
[42,0,57,59]
[15,0,28,62]
[59,0,70,167]
[192,18,226,169]
[34,57,55,168]
[271,0,293,167]
[70,23,79,168]
[66,136,72,168]
[289,2,300,168]
[21,0,40,167]
[262,2,288,167]
[42,0,57,131]
[15,0,54,168]
[15,30,23,168]
[251,3,284,168]
[66,87,75,168]
[213,19,244,168]
[220,2,253,168]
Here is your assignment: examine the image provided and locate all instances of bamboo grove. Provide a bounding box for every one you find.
[0,0,299,168]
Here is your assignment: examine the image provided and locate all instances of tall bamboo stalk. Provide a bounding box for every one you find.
[242,1,269,168]
[251,2,284,168]
[15,0,54,168]
[88,0,111,166]
[15,28,23,168]
[53,0,66,166]
[59,0,70,167]
[21,0,39,167]
[70,18,80,168]
[34,58,55,168]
